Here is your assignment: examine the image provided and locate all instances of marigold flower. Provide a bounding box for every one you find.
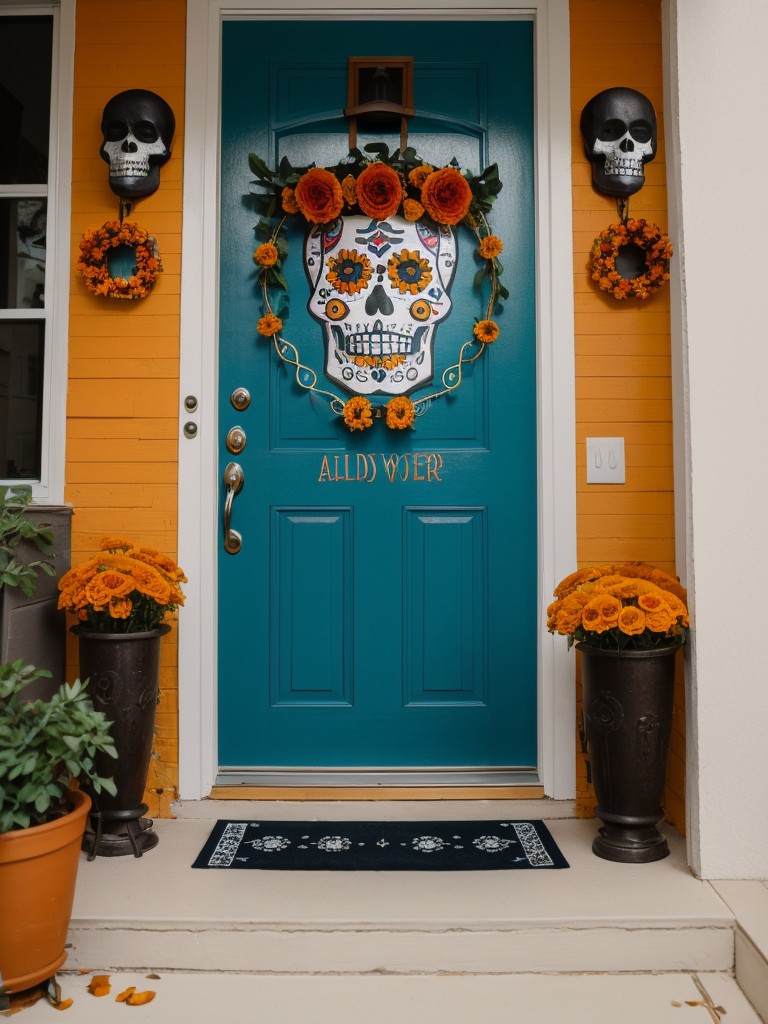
[257,312,283,337]
[294,168,344,224]
[253,243,279,267]
[403,198,424,222]
[385,396,416,430]
[341,174,357,205]
[420,166,472,225]
[109,596,133,619]
[343,396,373,432]
[281,187,299,214]
[409,165,434,188]
[99,536,132,552]
[356,162,404,220]
[478,234,504,260]
[473,319,499,344]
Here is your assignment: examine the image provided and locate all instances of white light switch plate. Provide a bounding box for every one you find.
[586,437,625,484]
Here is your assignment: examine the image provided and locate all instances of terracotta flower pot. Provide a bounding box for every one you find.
[0,789,90,994]
[580,642,680,863]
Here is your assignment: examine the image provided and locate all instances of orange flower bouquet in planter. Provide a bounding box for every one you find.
[548,562,689,864]
[57,537,186,633]
[57,539,187,858]
[547,561,688,651]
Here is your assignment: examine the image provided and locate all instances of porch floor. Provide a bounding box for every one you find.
[18,800,768,1021]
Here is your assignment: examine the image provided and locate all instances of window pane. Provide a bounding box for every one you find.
[0,321,44,479]
[0,15,53,185]
[0,198,47,309]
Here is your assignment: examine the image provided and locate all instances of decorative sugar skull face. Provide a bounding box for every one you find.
[100,89,175,199]
[580,87,657,197]
[306,216,456,396]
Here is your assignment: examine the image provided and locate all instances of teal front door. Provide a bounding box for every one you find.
[217,19,536,774]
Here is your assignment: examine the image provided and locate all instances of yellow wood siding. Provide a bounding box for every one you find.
[66,0,186,818]
[570,0,684,830]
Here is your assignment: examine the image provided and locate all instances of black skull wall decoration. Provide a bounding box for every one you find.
[100,89,175,199]
[580,87,657,198]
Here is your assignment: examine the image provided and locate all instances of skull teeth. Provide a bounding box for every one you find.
[345,333,413,356]
[110,159,150,177]
[603,157,644,176]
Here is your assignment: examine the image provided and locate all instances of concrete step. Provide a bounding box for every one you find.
[65,801,737,977]
[11,971,764,1023]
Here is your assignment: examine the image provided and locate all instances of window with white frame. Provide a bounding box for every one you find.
[0,1,70,499]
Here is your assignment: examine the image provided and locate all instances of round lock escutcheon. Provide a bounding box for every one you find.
[230,387,251,411]
[226,426,246,454]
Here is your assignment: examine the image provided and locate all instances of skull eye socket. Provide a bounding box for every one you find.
[326,249,372,295]
[325,297,349,321]
[597,119,628,142]
[410,298,432,322]
[104,120,130,142]
[388,249,432,295]
[133,120,160,144]
[629,120,653,144]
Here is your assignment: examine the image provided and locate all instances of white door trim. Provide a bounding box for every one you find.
[178,0,576,800]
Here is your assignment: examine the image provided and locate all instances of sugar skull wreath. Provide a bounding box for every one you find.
[77,220,162,300]
[249,143,507,431]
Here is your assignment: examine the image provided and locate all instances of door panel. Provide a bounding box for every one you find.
[218,19,536,771]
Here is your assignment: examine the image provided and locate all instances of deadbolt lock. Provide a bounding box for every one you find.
[226,426,246,454]
[230,387,251,411]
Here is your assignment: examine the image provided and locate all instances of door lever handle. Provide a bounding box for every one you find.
[223,461,244,554]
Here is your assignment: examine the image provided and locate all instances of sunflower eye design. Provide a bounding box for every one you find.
[325,297,349,321]
[325,248,372,296]
[387,249,432,295]
[410,298,432,322]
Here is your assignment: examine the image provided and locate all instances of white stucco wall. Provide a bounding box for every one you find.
[666,0,768,878]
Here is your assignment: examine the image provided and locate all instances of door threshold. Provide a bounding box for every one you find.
[212,769,543,800]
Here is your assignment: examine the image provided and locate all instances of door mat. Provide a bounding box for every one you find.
[191,820,569,871]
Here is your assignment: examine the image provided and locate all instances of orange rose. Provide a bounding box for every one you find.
[356,163,403,220]
[420,167,472,225]
[617,605,646,636]
[294,168,344,224]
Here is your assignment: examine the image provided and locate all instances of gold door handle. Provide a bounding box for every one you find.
[223,461,244,554]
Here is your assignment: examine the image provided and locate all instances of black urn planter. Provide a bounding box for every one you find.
[72,624,170,858]
[580,642,680,864]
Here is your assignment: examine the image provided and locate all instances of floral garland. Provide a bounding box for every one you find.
[77,220,162,300]
[590,218,672,301]
[249,143,506,430]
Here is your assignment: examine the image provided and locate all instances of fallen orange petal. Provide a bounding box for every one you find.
[87,975,111,997]
[54,998,74,1011]
[126,990,156,1005]
[115,987,136,1003]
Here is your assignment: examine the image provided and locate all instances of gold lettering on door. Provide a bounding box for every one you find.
[317,453,443,483]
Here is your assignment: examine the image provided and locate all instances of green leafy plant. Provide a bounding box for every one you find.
[0,485,56,597]
[0,660,117,832]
